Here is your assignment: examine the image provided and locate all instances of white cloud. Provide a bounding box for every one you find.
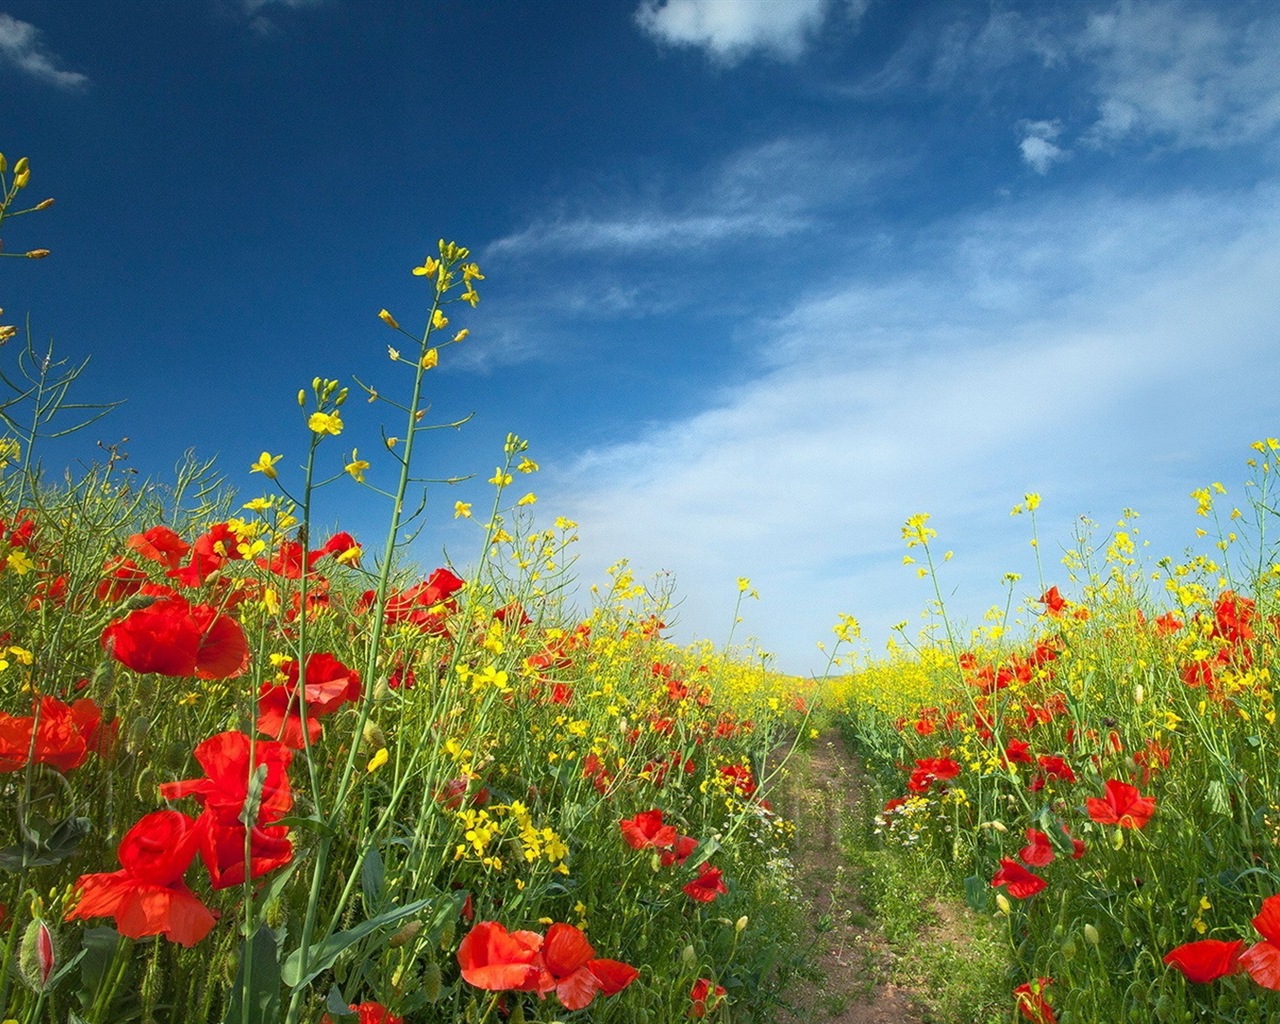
[240,0,327,36]
[635,0,853,64]
[0,14,87,89]
[1079,2,1280,149]
[544,186,1280,673]
[1019,119,1069,174]
[488,137,890,259]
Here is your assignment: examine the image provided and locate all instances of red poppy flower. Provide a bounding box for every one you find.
[531,922,638,1011]
[620,810,677,850]
[1213,590,1256,644]
[1036,755,1076,783]
[321,1002,404,1024]
[370,568,466,631]
[198,815,293,889]
[991,859,1047,899]
[1038,587,1068,617]
[1013,978,1055,1023]
[0,712,32,772]
[256,652,361,748]
[126,525,190,570]
[661,834,699,868]
[0,697,117,774]
[1002,739,1033,765]
[1085,779,1156,829]
[65,810,216,947]
[257,540,307,579]
[718,763,757,797]
[907,757,960,793]
[683,862,729,903]
[689,977,727,1017]
[32,696,117,773]
[1241,894,1280,989]
[312,530,362,568]
[456,920,543,992]
[493,601,531,626]
[159,731,293,827]
[1018,829,1055,867]
[1163,938,1246,983]
[102,595,249,679]
[96,556,149,602]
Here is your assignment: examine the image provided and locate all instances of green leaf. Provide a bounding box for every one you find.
[361,845,385,912]
[324,986,358,1020]
[962,873,987,913]
[239,763,270,828]
[76,926,122,1012]
[0,813,91,870]
[221,924,282,1024]
[282,898,432,990]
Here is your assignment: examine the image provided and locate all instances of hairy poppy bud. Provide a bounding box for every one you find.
[19,916,56,991]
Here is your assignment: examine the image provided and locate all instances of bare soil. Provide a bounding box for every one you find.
[773,729,925,1024]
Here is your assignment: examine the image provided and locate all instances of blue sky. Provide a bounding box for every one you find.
[3,0,1280,674]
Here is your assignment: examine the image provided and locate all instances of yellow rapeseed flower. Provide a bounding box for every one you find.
[454,501,472,518]
[308,411,343,436]
[378,309,399,329]
[345,450,370,482]
[250,452,282,479]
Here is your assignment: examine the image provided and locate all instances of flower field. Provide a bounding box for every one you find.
[827,462,1280,1022]
[0,154,815,1023]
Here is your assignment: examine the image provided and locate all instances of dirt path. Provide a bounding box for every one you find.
[774,729,924,1024]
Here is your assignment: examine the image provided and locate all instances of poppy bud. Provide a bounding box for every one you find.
[362,720,386,750]
[1134,684,1144,705]
[995,894,1012,916]
[736,915,749,933]
[19,916,56,991]
[388,919,422,948]
[421,960,442,1003]
[1084,923,1100,945]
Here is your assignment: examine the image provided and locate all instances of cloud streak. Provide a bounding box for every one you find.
[0,14,87,89]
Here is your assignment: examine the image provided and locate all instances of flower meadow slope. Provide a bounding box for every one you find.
[829,463,1280,1022]
[0,152,816,1023]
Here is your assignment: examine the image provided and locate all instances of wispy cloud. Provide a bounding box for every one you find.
[1079,1,1280,150]
[544,185,1280,672]
[852,2,1280,160]
[0,14,87,89]
[634,0,863,65]
[239,0,328,36]
[488,137,892,260]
